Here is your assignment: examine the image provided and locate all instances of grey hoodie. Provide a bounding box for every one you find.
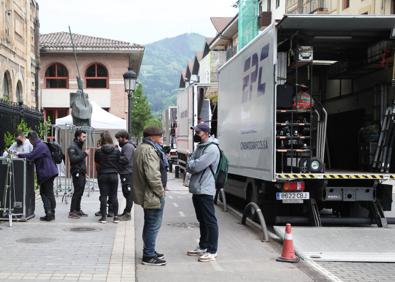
[119,141,135,175]
[186,136,220,196]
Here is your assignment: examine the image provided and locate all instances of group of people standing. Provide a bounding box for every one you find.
[5,123,221,266]
[68,129,135,223]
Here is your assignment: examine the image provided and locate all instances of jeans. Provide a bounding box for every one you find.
[98,173,119,217]
[40,176,56,215]
[142,197,165,258]
[120,173,133,213]
[70,172,86,212]
[192,194,218,254]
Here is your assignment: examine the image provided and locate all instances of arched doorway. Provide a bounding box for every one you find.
[2,71,11,100]
[16,81,23,103]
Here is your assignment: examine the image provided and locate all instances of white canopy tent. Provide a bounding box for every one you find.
[55,101,126,130]
[53,101,126,179]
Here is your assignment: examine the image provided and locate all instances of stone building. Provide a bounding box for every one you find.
[285,0,395,15]
[0,0,40,108]
[39,32,144,122]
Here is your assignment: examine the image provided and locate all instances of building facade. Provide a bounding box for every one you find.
[0,0,40,108]
[39,32,144,122]
[285,0,395,15]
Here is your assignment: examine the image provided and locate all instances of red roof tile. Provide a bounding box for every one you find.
[40,32,144,52]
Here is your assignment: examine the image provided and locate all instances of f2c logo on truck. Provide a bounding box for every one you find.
[242,44,269,103]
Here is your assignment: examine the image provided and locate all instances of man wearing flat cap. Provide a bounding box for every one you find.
[133,126,167,266]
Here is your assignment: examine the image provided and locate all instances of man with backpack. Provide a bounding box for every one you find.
[186,123,220,262]
[68,129,88,219]
[115,130,135,221]
[17,131,58,221]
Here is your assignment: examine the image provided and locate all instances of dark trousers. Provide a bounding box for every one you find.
[40,176,56,215]
[192,194,219,254]
[98,173,119,217]
[143,197,165,258]
[70,173,86,212]
[120,173,133,213]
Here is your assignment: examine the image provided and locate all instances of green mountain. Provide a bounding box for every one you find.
[139,33,206,116]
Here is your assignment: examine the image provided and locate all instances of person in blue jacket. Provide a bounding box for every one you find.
[17,131,58,221]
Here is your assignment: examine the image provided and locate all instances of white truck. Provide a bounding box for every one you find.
[218,15,395,226]
[176,84,212,173]
[162,106,178,166]
[162,106,177,148]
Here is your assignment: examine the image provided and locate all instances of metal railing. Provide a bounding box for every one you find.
[313,101,328,162]
[241,202,269,242]
[52,124,98,204]
[286,0,332,14]
[214,188,228,212]
[0,100,43,154]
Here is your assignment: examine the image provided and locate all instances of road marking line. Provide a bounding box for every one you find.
[179,211,185,217]
[173,202,179,208]
[168,195,173,199]
[306,260,343,282]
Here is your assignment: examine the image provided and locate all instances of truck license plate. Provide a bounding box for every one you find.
[276,192,309,203]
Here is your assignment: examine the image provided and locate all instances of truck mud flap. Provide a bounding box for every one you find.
[369,201,388,228]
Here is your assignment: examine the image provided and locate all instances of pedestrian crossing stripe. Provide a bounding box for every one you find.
[276,173,395,180]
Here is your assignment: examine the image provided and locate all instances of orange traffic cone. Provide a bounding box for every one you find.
[276,223,300,263]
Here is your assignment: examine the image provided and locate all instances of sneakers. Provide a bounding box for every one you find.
[119,212,131,221]
[77,210,88,217]
[40,214,55,222]
[98,216,107,224]
[113,216,120,223]
[95,211,113,217]
[198,252,217,262]
[68,211,80,219]
[142,256,166,266]
[187,247,207,256]
[155,251,165,260]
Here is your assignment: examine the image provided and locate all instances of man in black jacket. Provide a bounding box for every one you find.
[115,130,135,221]
[68,129,88,219]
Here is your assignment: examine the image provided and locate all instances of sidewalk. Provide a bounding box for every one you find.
[135,175,321,282]
[0,184,135,282]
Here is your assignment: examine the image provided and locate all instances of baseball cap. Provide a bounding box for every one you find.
[190,123,210,133]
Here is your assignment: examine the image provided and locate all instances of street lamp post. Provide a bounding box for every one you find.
[123,67,137,136]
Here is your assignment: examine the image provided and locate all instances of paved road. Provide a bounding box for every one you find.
[134,175,324,282]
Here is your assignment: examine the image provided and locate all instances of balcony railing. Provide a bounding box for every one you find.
[286,0,332,14]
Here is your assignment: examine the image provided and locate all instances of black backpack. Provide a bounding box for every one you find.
[45,142,64,164]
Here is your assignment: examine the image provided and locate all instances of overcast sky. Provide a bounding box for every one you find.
[37,0,237,44]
